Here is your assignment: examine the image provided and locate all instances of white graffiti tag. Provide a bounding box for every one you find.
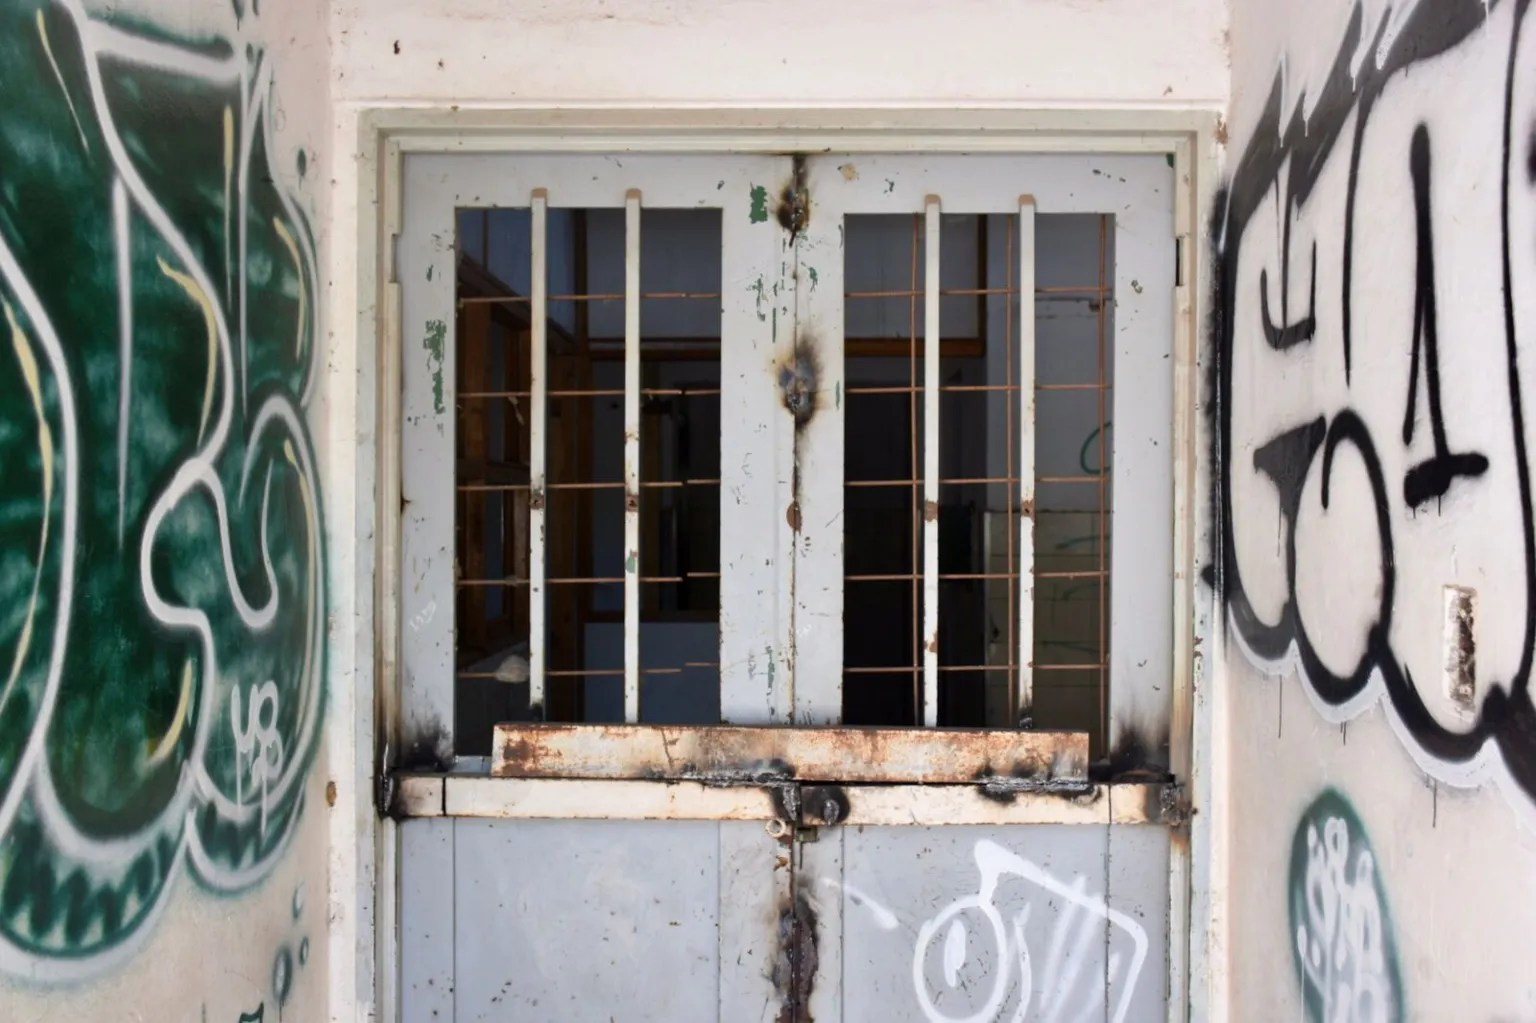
[912,840,1148,1023]
[231,680,285,837]
[1295,815,1395,1023]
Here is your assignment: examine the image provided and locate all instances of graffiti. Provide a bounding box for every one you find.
[910,840,1148,1023]
[0,0,324,980]
[1212,0,1536,815]
[1289,790,1402,1023]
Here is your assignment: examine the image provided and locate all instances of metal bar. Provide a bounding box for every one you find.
[842,284,1109,299]
[528,188,548,714]
[922,197,941,727]
[393,776,1173,826]
[1004,212,1017,722]
[1018,196,1038,726]
[623,189,642,723]
[841,382,1107,395]
[1096,213,1110,749]
[459,290,721,305]
[491,723,1088,783]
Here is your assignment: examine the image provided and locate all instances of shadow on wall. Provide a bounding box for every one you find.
[1211,0,1536,818]
[0,0,324,1008]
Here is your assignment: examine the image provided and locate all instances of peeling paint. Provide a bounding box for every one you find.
[750,275,768,322]
[749,184,769,223]
[423,318,447,414]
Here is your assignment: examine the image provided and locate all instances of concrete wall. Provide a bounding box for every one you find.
[0,0,332,1019]
[1215,1,1536,1018]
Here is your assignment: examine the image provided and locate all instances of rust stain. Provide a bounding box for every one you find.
[1020,496,1035,520]
[838,162,858,181]
[529,487,546,511]
[785,500,802,532]
[926,633,938,654]
[922,500,939,522]
[624,491,640,512]
[325,780,337,807]
[1214,114,1229,145]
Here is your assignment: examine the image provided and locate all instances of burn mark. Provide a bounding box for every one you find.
[399,722,452,774]
[779,337,821,426]
[777,155,810,243]
[768,782,801,829]
[1092,728,1174,783]
[800,785,850,827]
[970,759,1095,803]
[773,889,819,1023]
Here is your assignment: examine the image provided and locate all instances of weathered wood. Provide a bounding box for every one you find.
[492,723,1087,784]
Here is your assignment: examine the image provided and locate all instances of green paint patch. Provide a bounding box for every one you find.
[749,184,769,224]
[625,550,637,574]
[424,319,447,414]
[1288,789,1403,1022]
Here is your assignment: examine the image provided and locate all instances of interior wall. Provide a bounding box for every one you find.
[0,0,332,1019]
[1215,1,1536,1018]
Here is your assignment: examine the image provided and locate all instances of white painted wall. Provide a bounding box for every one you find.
[1216,1,1536,1018]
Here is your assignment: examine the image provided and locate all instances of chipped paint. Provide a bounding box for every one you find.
[749,184,769,223]
[806,266,818,292]
[750,275,768,322]
[423,318,447,414]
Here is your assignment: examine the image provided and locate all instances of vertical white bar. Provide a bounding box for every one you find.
[623,190,642,723]
[1017,196,1037,726]
[922,197,941,727]
[528,189,548,715]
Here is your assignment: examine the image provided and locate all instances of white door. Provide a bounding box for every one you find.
[392,149,1181,1022]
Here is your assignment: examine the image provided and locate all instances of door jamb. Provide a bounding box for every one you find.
[349,106,1223,1023]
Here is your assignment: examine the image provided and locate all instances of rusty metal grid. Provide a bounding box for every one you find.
[840,212,1113,741]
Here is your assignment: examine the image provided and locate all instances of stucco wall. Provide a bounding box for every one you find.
[1215,1,1536,1018]
[0,0,332,1019]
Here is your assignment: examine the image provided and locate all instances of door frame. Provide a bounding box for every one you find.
[345,106,1223,1023]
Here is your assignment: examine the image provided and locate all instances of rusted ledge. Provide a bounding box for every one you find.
[492,723,1088,785]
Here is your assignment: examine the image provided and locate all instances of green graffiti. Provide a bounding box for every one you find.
[1288,789,1403,1022]
[0,0,325,979]
[749,184,769,224]
[424,319,447,414]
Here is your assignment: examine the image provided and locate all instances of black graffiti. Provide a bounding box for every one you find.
[1402,124,1491,508]
[1211,0,1536,800]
